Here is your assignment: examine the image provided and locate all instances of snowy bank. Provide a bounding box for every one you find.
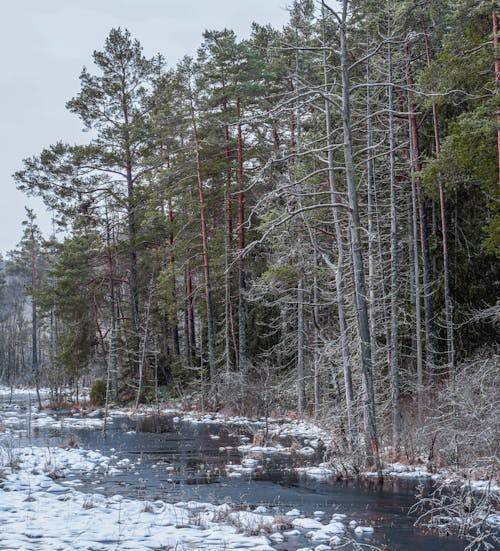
[0,443,278,551]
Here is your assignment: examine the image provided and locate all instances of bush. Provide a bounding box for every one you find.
[143,386,172,404]
[89,380,107,406]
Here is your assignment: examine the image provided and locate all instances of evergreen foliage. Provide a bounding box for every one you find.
[3,1,499,477]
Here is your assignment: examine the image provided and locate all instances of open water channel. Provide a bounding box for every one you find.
[0,394,471,551]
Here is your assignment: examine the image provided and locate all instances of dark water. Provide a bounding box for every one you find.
[20,413,469,551]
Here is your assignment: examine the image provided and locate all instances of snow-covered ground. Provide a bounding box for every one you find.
[2,385,498,491]
[1,385,497,551]
[0,387,378,551]
[0,441,378,551]
[0,443,280,550]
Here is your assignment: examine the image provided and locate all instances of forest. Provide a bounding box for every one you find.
[0,0,498,479]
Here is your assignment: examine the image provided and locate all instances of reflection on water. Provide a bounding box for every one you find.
[2,403,468,551]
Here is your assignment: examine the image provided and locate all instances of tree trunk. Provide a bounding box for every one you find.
[189,96,217,398]
[313,256,320,417]
[423,28,455,375]
[410,159,424,416]
[493,9,500,185]
[186,266,196,365]
[404,40,436,382]
[30,229,41,408]
[122,95,140,353]
[366,52,377,353]
[223,93,236,374]
[236,96,247,379]
[105,206,119,399]
[224,189,234,374]
[387,14,401,454]
[337,0,382,478]
[135,275,154,409]
[167,198,180,357]
[297,277,305,415]
[321,10,355,451]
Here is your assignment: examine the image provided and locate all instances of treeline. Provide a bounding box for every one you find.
[1,0,498,473]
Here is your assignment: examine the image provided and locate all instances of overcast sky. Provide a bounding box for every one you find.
[0,0,291,256]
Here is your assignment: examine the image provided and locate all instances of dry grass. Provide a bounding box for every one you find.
[271,514,292,530]
[45,401,81,411]
[58,436,79,449]
[82,496,96,509]
[47,468,66,480]
[141,501,155,513]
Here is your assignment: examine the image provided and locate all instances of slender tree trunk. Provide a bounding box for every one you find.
[399,89,424,412]
[224,189,233,374]
[223,93,236,373]
[292,22,306,416]
[185,267,196,365]
[123,124,140,351]
[423,29,455,375]
[290,77,297,161]
[410,158,424,416]
[120,84,140,386]
[313,284,321,418]
[366,51,377,352]
[105,206,119,399]
[338,0,382,478]
[188,95,217,398]
[30,230,41,408]
[167,198,180,356]
[236,96,247,379]
[404,40,436,381]
[183,307,190,366]
[321,11,355,451]
[135,275,154,409]
[313,259,320,417]
[297,277,305,415]
[387,13,401,453]
[493,9,500,185]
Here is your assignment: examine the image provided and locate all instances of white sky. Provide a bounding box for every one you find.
[0,0,291,255]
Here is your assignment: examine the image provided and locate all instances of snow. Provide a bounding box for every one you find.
[374,462,433,478]
[468,479,500,493]
[297,464,334,481]
[0,389,367,551]
[0,443,280,551]
[5,385,498,549]
[292,517,325,530]
[297,446,316,456]
[354,525,374,536]
[322,521,345,535]
[228,510,275,530]
[486,514,500,526]
[269,532,284,543]
[241,457,259,467]
[0,386,50,397]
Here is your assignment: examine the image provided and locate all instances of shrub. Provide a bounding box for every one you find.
[89,380,107,406]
